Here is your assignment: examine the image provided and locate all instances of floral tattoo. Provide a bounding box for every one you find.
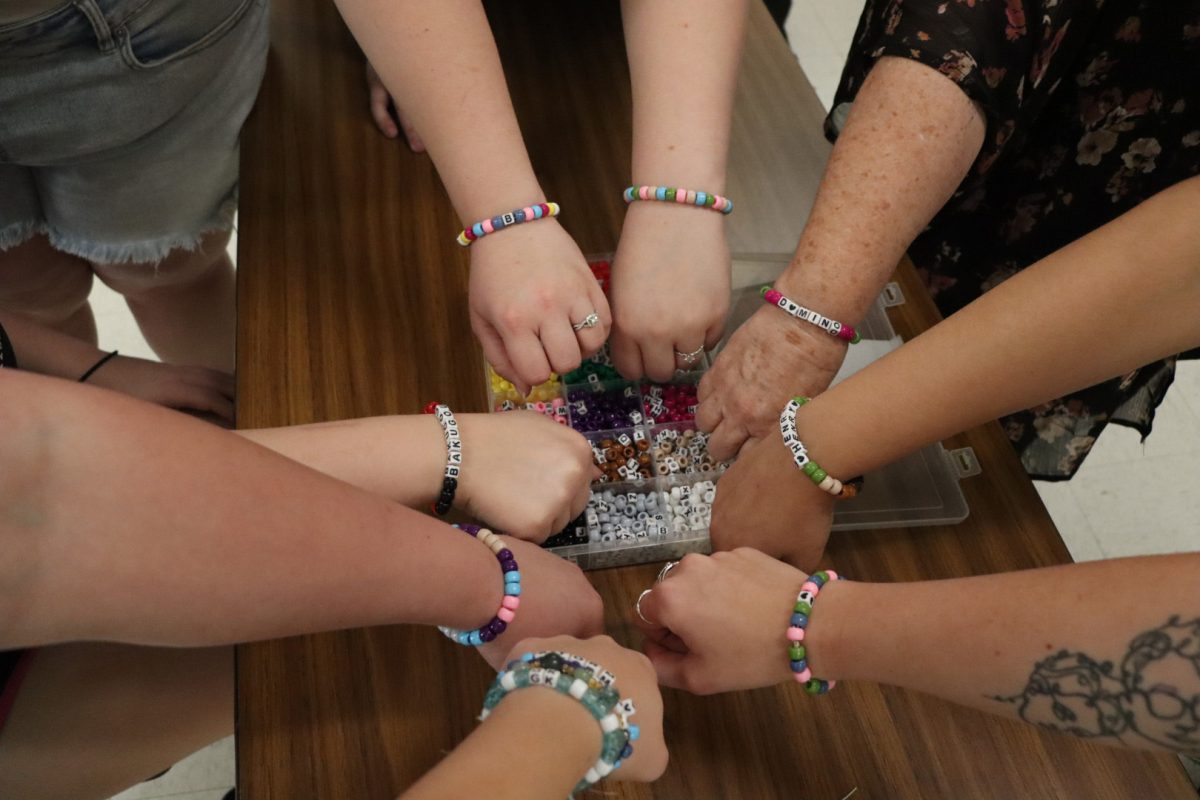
[991,616,1200,754]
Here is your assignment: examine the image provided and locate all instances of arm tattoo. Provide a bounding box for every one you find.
[990,616,1200,754]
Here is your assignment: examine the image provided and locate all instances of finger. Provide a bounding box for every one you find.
[369,84,399,139]
[503,330,553,391]
[191,367,236,400]
[171,386,235,423]
[697,369,715,403]
[569,482,591,522]
[610,326,645,380]
[396,107,425,153]
[643,639,696,691]
[707,418,751,463]
[642,336,677,384]
[694,393,723,433]
[671,341,706,375]
[572,285,610,359]
[539,316,583,376]
[475,312,527,396]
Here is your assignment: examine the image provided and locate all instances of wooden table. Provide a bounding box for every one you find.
[235,1,1195,797]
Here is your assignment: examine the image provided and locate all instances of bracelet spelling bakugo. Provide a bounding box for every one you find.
[423,402,461,515]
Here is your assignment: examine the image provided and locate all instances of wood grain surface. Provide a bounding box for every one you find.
[235,1,1194,797]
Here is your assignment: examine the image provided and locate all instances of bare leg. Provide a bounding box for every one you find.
[93,229,236,372]
[0,643,233,800]
[0,234,97,344]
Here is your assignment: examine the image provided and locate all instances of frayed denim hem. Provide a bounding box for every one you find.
[0,220,43,252]
[49,194,237,266]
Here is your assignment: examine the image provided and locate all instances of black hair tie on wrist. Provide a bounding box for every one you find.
[79,350,119,383]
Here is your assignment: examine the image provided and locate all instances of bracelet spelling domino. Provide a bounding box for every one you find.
[456,202,561,247]
[438,524,520,646]
[779,397,862,499]
[623,185,734,215]
[760,285,861,344]
[481,650,638,796]
[787,569,844,694]
[423,402,461,515]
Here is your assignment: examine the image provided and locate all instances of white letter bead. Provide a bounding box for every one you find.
[569,679,588,699]
[600,713,620,732]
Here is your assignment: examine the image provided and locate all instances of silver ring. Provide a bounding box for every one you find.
[572,312,600,332]
[635,589,654,624]
[656,560,680,584]
[674,345,704,363]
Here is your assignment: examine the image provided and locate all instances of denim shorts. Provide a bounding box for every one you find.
[0,0,268,265]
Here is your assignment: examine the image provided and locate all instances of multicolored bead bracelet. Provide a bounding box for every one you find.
[760,285,861,344]
[779,397,862,499]
[456,202,561,247]
[481,650,638,796]
[787,569,844,694]
[623,185,734,215]
[438,524,520,646]
[423,402,462,515]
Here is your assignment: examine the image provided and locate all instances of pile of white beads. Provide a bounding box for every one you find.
[667,480,717,532]
[585,488,671,543]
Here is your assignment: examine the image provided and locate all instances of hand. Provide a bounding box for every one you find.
[696,300,846,461]
[87,356,235,425]
[502,634,668,783]
[633,549,810,694]
[456,411,599,542]
[365,61,425,152]
[709,431,834,570]
[476,537,605,669]
[469,220,611,395]
[609,202,730,382]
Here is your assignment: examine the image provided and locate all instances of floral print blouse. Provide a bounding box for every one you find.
[826,0,1200,479]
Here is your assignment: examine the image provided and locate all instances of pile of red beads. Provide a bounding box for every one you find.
[641,382,699,424]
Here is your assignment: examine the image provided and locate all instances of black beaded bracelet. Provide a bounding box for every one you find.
[424,401,461,515]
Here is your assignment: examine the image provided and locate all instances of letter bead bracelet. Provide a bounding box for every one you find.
[779,397,863,499]
[761,285,860,344]
[456,202,561,247]
[787,569,844,694]
[423,402,461,515]
[623,185,734,214]
[438,524,521,646]
[481,650,638,796]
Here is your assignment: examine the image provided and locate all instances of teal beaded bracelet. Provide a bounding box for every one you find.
[786,569,843,694]
[481,650,638,796]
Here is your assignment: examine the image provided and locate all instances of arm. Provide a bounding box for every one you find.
[0,371,603,660]
[637,548,1200,755]
[398,635,667,800]
[332,0,610,394]
[698,55,986,459]
[238,410,597,541]
[609,0,748,381]
[711,175,1200,567]
[0,311,235,423]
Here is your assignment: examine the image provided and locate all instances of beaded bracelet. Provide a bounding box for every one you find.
[787,569,844,694]
[760,286,861,344]
[779,397,862,499]
[623,185,734,215]
[456,202,561,247]
[437,524,520,646]
[423,402,462,515]
[481,650,638,796]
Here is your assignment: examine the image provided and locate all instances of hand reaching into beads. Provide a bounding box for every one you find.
[609,201,731,383]
[696,298,846,461]
[457,411,599,542]
[475,537,606,669]
[470,220,611,396]
[708,430,835,570]
[632,548,822,694]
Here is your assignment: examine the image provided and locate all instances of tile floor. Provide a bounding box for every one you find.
[105,3,1198,797]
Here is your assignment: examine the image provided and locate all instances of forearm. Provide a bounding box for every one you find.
[237,415,444,507]
[0,371,500,648]
[777,56,985,322]
[399,688,597,800]
[800,176,1200,479]
[815,553,1200,754]
[621,0,749,190]
[334,0,542,219]
[0,312,107,381]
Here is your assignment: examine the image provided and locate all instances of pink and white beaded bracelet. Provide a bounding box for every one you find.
[623,185,734,214]
[761,285,860,344]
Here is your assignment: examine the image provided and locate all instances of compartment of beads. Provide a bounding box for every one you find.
[586,427,655,483]
[565,379,646,432]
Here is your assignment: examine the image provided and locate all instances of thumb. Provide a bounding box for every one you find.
[643,639,698,692]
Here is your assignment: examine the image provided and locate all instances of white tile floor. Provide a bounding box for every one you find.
[104,4,1198,797]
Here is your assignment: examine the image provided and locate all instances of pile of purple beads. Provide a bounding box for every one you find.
[566,383,644,433]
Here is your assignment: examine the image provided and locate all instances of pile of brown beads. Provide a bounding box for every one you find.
[651,427,717,475]
[591,429,653,482]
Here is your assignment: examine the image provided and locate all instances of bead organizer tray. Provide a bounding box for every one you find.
[486,256,980,570]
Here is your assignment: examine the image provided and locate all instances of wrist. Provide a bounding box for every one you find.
[773,255,879,325]
[801,577,861,682]
[455,181,547,225]
[419,522,505,632]
[489,686,601,774]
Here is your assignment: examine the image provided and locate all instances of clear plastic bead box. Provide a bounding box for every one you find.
[486,256,979,570]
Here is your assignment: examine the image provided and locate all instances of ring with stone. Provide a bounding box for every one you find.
[656,560,681,584]
[572,311,601,332]
[674,345,704,363]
